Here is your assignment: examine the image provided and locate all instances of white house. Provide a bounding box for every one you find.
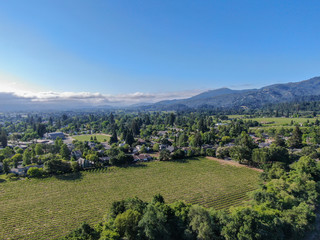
[45,132,65,140]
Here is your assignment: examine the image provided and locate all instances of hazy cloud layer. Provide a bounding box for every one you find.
[0,89,203,111]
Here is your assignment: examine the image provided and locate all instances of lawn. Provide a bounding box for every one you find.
[0,157,260,240]
[72,134,110,142]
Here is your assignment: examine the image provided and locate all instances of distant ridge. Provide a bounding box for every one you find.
[2,76,320,111]
[141,76,320,110]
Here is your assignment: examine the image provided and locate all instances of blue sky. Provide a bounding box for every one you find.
[0,0,320,104]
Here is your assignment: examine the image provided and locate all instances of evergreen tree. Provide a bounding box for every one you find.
[166,113,176,126]
[60,144,70,160]
[131,119,140,136]
[22,150,32,166]
[198,117,207,132]
[274,134,286,147]
[287,126,303,148]
[3,160,10,174]
[159,149,170,161]
[35,144,44,155]
[0,129,7,147]
[178,133,188,147]
[49,116,53,126]
[36,123,46,137]
[192,132,203,147]
[110,113,115,124]
[236,131,257,149]
[109,130,118,144]
[125,130,135,146]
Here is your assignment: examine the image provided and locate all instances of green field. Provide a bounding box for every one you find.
[228,116,317,126]
[0,158,260,240]
[248,117,316,126]
[72,134,110,142]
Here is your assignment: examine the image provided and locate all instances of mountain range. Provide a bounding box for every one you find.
[1,76,320,111]
[140,76,320,110]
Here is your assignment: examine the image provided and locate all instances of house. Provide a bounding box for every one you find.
[10,166,27,176]
[99,157,110,164]
[215,123,228,126]
[166,145,175,153]
[71,150,82,159]
[14,143,28,149]
[67,143,75,151]
[225,143,235,147]
[291,148,302,153]
[45,132,65,140]
[77,158,94,168]
[136,145,143,151]
[98,149,105,155]
[137,139,146,145]
[158,131,167,136]
[259,142,271,148]
[133,155,140,162]
[36,139,53,144]
[132,147,139,154]
[101,143,111,150]
[8,141,30,149]
[265,138,274,144]
[202,144,214,149]
[181,147,191,154]
[159,144,168,150]
[10,164,43,176]
[88,142,96,149]
[133,154,152,162]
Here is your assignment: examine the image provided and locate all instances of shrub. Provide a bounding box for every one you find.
[6,173,19,181]
[27,167,44,178]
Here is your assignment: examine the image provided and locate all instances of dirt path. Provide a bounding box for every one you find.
[206,157,264,172]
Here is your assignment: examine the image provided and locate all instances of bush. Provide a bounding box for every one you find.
[70,161,81,172]
[6,173,19,181]
[159,149,170,161]
[27,167,44,178]
[216,147,230,159]
[171,149,185,159]
[206,148,216,157]
[44,159,72,174]
[109,152,134,166]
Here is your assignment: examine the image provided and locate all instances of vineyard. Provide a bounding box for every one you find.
[0,157,260,239]
[228,116,317,126]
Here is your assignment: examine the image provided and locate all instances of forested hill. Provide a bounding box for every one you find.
[142,77,320,110]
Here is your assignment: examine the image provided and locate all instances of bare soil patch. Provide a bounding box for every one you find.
[206,157,263,172]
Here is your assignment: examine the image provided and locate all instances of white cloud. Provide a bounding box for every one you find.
[0,71,204,109]
[0,89,203,110]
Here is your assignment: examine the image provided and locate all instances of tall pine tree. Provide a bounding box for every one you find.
[0,129,7,147]
[109,130,118,144]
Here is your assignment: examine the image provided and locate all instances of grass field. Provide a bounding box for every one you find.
[228,116,317,126]
[0,157,260,240]
[72,134,110,142]
[249,126,309,131]
[247,117,316,126]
